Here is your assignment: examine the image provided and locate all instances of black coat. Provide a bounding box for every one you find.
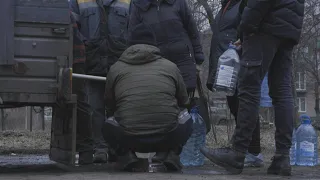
[128,0,205,89]
[240,0,305,44]
[207,0,242,90]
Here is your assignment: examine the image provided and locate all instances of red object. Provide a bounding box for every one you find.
[222,0,232,17]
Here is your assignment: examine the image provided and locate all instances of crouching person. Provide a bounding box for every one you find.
[103,23,193,172]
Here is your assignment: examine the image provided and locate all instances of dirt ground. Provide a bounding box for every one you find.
[0,126,319,179]
[0,154,319,180]
[0,131,50,154]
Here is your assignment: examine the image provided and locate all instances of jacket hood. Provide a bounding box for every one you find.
[119,44,162,65]
[133,0,175,11]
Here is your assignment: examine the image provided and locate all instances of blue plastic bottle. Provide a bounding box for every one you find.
[296,114,318,166]
[180,107,206,167]
[289,128,297,165]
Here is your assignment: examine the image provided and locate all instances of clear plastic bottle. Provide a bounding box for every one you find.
[213,44,240,96]
[296,114,318,166]
[290,128,297,165]
[180,107,206,167]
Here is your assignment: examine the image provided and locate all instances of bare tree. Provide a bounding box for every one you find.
[187,0,221,32]
[294,0,320,117]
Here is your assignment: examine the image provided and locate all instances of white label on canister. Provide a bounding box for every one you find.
[216,65,234,88]
[300,141,314,157]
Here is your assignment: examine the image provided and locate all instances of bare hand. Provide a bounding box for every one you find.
[234,39,241,46]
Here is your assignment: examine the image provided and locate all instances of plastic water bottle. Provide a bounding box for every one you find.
[213,44,240,96]
[180,107,206,167]
[290,128,297,165]
[296,114,318,166]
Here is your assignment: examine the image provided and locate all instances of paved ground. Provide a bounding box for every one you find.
[0,155,319,180]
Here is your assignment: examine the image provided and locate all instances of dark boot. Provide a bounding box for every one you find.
[267,155,291,176]
[152,152,169,162]
[93,151,107,163]
[79,151,93,165]
[107,151,118,162]
[163,151,182,172]
[200,147,245,174]
[118,151,140,171]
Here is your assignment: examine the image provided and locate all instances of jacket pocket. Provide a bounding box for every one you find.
[79,8,99,39]
[240,34,263,67]
[107,7,128,36]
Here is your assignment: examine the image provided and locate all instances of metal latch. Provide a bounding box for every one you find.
[52,28,67,34]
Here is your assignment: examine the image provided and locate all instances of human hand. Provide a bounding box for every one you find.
[234,39,241,46]
[196,64,201,73]
[233,39,242,51]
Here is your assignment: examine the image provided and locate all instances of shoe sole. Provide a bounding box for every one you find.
[244,162,264,168]
[200,149,242,175]
[163,160,182,172]
[267,168,291,176]
[93,156,107,163]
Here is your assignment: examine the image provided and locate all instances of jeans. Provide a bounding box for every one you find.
[233,33,294,155]
[87,80,108,153]
[227,94,261,155]
[102,118,193,154]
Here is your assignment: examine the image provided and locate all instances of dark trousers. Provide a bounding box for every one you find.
[233,33,294,155]
[227,94,261,155]
[102,118,193,154]
[73,65,93,153]
[87,80,108,153]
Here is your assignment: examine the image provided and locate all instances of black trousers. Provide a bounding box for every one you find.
[233,33,294,155]
[73,65,93,153]
[102,118,193,154]
[227,94,261,155]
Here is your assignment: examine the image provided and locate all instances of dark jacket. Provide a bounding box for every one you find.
[69,0,131,76]
[207,0,242,90]
[105,44,189,136]
[128,0,205,89]
[239,0,305,44]
[70,11,86,65]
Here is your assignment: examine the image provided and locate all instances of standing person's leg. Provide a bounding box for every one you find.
[73,65,94,165]
[267,42,294,176]
[227,95,238,124]
[200,33,280,174]
[248,119,261,155]
[245,118,263,167]
[227,93,263,167]
[87,80,108,163]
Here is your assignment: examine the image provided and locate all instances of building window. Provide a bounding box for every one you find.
[296,72,306,90]
[297,97,307,113]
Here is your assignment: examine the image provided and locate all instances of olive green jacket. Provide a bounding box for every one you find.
[105,44,189,136]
